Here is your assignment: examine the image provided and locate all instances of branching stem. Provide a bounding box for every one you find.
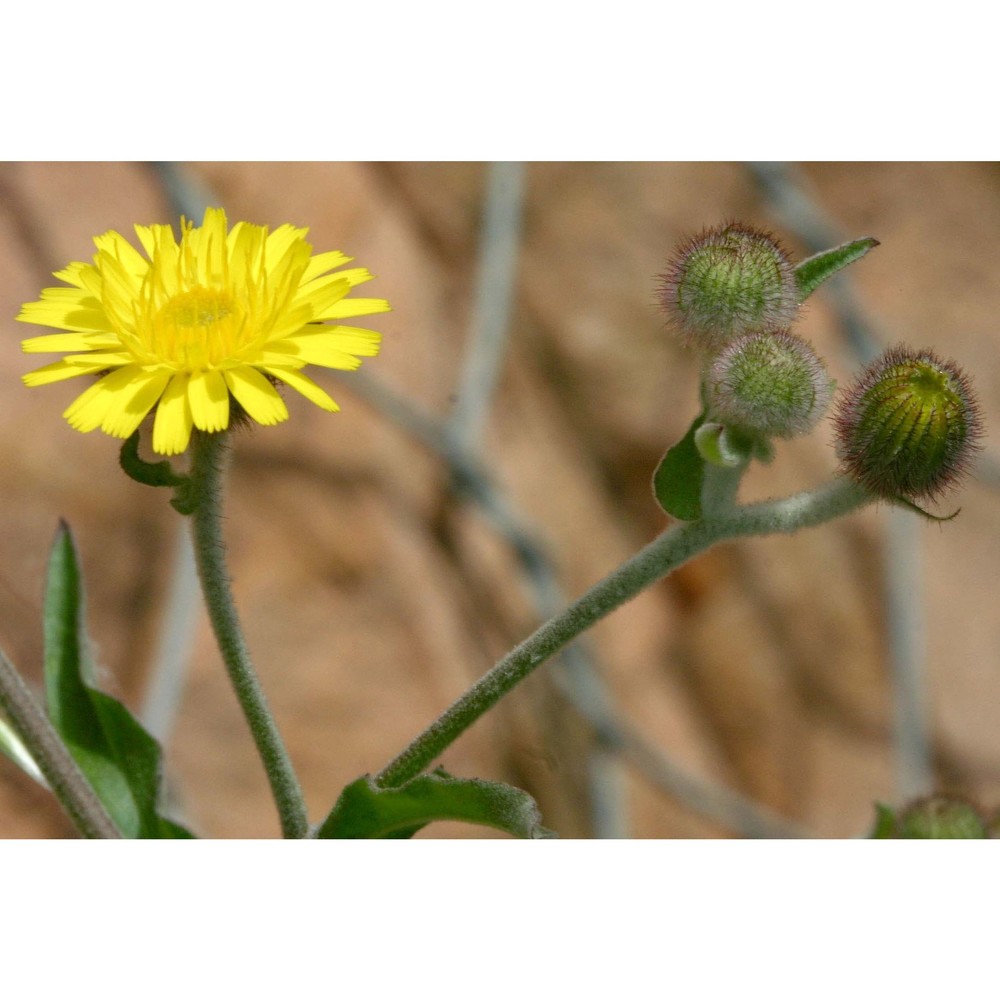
[376,477,870,789]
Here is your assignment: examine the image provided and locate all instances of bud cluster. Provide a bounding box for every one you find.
[658,223,982,503]
[660,221,829,447]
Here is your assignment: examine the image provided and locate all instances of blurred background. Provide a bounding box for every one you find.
[0,161,998,838]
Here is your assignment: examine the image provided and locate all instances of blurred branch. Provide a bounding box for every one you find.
[748,161,933,802]
[450,162,525,450]
[448,161,629,838]
[139,162,212,746]
[140,528,201,748]
[149,162,214,221]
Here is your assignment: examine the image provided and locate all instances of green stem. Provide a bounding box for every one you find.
[188,431,309,839]
[0,649,122,838]
[376,476,870,788]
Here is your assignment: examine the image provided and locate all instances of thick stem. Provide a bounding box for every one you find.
[376,477,870,788]
[188,432,309,839]
[0,649,122,838]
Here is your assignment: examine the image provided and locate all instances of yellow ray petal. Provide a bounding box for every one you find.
[63,367,144,432]
[295,268,374,305]
[226,221,266,288]
[93,230,149,279]
[264,366,340,412]
[149,224,181,297]
[95,245,144,297]
[153,374,194,455]
[301,250,353,283]
[52,261,94,288]
[322,326,382,356]
[261,339,363,370]
[21,332,123,354]
[38,286,102,306]
[133,224,156,258]
[62,351,134,367]
[195,208,229,286]
[101,370,171,438]
[262,303,314,343]
[265,223,310,270]
[274,327,382,362]
[188,368,230,432]
[324,267,373,288]
[224,367,289,426]
[318,297,392,320]
[292,275,351,316]
[23,360,112,386]
[17,300,113,333]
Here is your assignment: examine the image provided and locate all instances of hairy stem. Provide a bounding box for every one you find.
[0,649,122,838]
[188,432,309,839]
[376,477,870,788]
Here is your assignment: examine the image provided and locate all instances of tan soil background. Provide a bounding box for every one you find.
[1,161,998,838]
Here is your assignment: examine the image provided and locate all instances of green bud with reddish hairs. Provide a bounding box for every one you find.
[659,222,799,352]
[834,345,983,505]
[897,795,988,839]
[705,328,833,440]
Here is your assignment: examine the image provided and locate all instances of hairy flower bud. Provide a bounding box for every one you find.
[897,795,988,839]
[659,222,799,351]
[705,329,833,439]
[834,346,982,502]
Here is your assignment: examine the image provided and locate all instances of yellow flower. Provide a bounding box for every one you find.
[17,207,389,455]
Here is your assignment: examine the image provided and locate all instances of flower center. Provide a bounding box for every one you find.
[165,287,233,328]
[148,286,244,369]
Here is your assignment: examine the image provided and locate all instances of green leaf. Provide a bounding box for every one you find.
[870,802,897,838]
[652,410,707,521]
[317,769,557,839]
[794,237,880,302]
[44,522,194,838]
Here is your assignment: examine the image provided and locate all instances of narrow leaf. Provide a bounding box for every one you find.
[794,237,879,302]
[43,523,194,838]
[652,410,707,521]
[317,769,557,839]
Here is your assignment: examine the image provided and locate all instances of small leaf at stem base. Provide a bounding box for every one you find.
[317,769,557,839]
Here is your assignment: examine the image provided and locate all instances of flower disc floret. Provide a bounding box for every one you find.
[834,345,982,501]
[17,207,390,455]
[706,329,833,439]
[659,222,799,352]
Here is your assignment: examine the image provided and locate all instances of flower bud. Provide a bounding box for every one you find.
[897,795,987,839]
[705,329,833,439]
[659,222,799,351]
[834,346,982,502]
